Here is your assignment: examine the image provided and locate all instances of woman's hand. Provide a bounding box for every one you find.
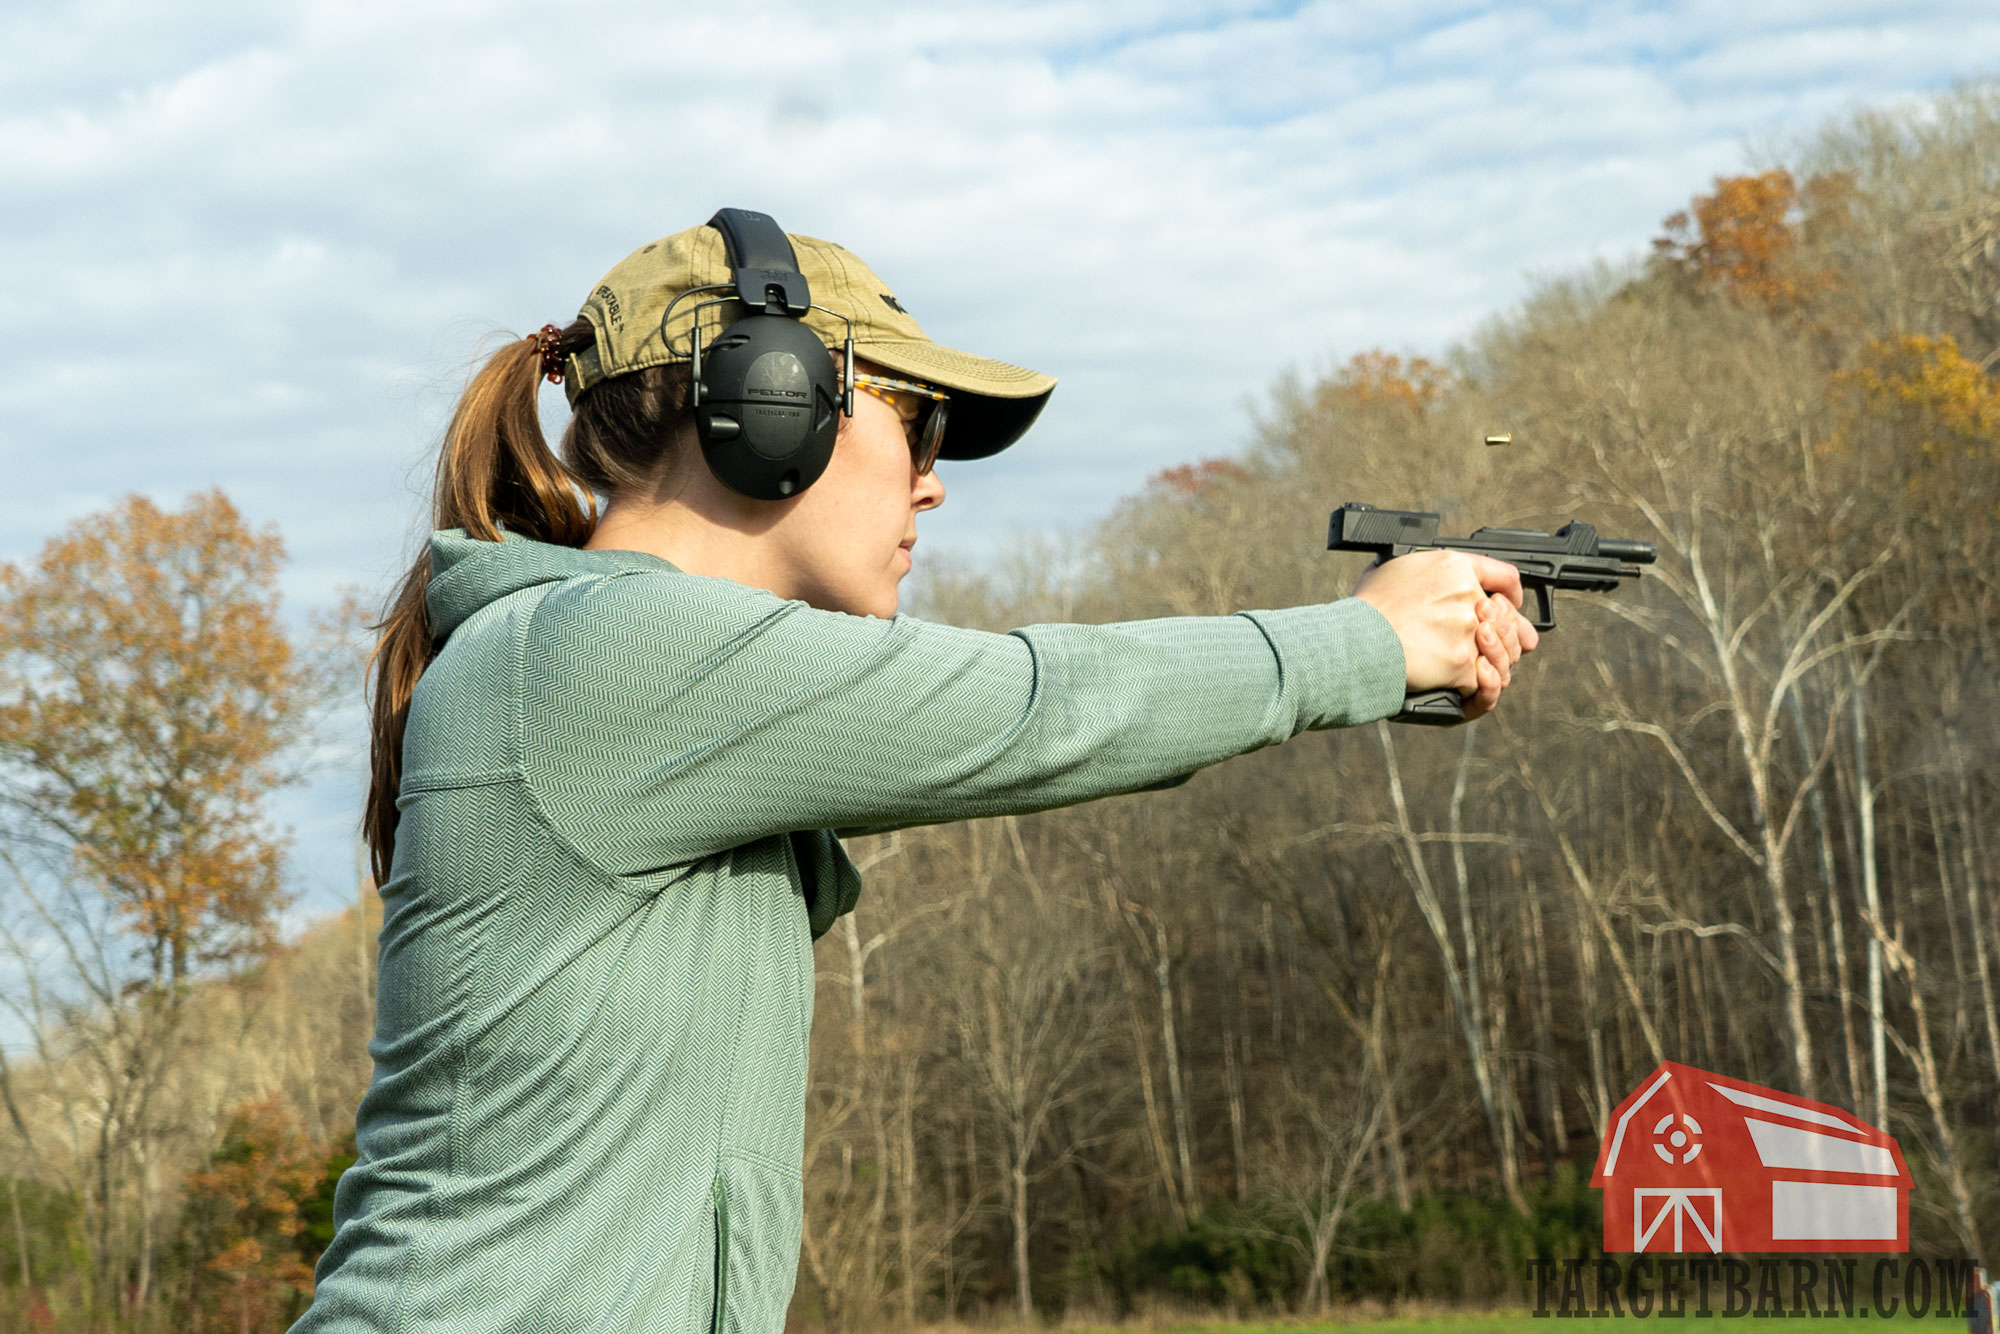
[1352,550,1540,720]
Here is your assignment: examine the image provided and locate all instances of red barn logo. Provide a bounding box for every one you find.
[1591,1062,1911,1253]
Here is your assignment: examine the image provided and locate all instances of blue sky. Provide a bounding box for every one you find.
[3,0,1997,924]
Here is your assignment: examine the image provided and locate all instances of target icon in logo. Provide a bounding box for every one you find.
[1652,1112,1703,1165]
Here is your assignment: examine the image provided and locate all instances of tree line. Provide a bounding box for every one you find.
[0,84,1995,1331]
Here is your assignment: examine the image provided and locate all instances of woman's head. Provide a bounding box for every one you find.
[364,215,1055,879]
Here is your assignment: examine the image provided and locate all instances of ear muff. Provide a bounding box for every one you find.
[695,314,839,499]
[690,208,848,501]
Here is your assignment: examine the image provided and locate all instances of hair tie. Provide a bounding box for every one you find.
[534,324,565,384]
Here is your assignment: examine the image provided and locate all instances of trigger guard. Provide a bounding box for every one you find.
[1526,584,1555,631]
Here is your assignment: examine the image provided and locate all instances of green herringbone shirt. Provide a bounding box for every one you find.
[294,530,1405,1333]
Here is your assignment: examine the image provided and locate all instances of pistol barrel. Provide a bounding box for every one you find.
[1598,538,1656,565]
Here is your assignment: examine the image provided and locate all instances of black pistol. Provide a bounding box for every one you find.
[1328,502,1656,726]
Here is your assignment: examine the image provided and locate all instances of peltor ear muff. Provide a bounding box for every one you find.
[687,209,851,500]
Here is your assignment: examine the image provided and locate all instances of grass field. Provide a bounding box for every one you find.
[1057,1308,1972,1334]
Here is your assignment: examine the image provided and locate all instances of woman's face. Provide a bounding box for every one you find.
[772,360,945,619]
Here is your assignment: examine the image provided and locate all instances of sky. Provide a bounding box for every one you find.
[3,0,1998,925]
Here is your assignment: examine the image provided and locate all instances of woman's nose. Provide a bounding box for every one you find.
[914,466,945,512]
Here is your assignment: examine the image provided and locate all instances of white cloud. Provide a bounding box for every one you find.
[1,0,1996,921]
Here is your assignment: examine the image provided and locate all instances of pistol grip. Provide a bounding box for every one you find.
[1393,689,1472,727]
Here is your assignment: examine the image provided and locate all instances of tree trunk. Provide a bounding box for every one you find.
[134,1141,153,1310]
[1867,918,1985,1256]
[1853,689,1889,1128]
[1948,726,2000,1161]
[1097,881,1186,1226]
[1223,1028,1249,1204]
[1260,902,1283,1050]
[1576,922,1611,1142]
[1791,689,1865,1111]
[1524,878,1568,1160]
[1147,912,1199,1218]
[93,1111,115,1314]
[9,1175,29,1290]
[897,1062,918,1327]
[1010,1156,1032,1326]
[1764,859,1816,1096]
[1364,980,1412,1209]
[942,1127,961,1324]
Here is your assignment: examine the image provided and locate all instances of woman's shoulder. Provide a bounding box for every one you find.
[531,549,792,633]
[518,546,820,692]
[425,529,777,639]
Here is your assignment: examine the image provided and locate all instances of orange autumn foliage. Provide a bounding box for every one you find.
[1149,458,1254,497]
[181,1096,324,1333]
[1837,333,2000,463]
[0,490,303,984]
[1656,169,1844,313]
[1321,350,1454,415]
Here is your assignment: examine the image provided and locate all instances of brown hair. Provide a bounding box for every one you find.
[362,321,693,882]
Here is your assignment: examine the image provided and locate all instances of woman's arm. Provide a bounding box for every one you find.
[520,567,1405,876]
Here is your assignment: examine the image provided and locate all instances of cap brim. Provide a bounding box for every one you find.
[854,339,1055,461]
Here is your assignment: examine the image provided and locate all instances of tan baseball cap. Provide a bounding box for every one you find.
[559,223,1055,461]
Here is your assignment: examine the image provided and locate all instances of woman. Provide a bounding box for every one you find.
[295,217,1532,1332]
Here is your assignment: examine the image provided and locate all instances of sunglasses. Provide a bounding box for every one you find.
[853,373,950,474]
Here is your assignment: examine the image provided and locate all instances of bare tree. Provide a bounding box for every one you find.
[941,869,1116,1325]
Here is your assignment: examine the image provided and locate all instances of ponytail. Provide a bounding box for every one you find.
[363,329,596,884]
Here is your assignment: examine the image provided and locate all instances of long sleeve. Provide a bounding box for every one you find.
[518,567,1405,879]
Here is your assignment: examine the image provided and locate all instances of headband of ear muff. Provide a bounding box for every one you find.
[691,209,842,500]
